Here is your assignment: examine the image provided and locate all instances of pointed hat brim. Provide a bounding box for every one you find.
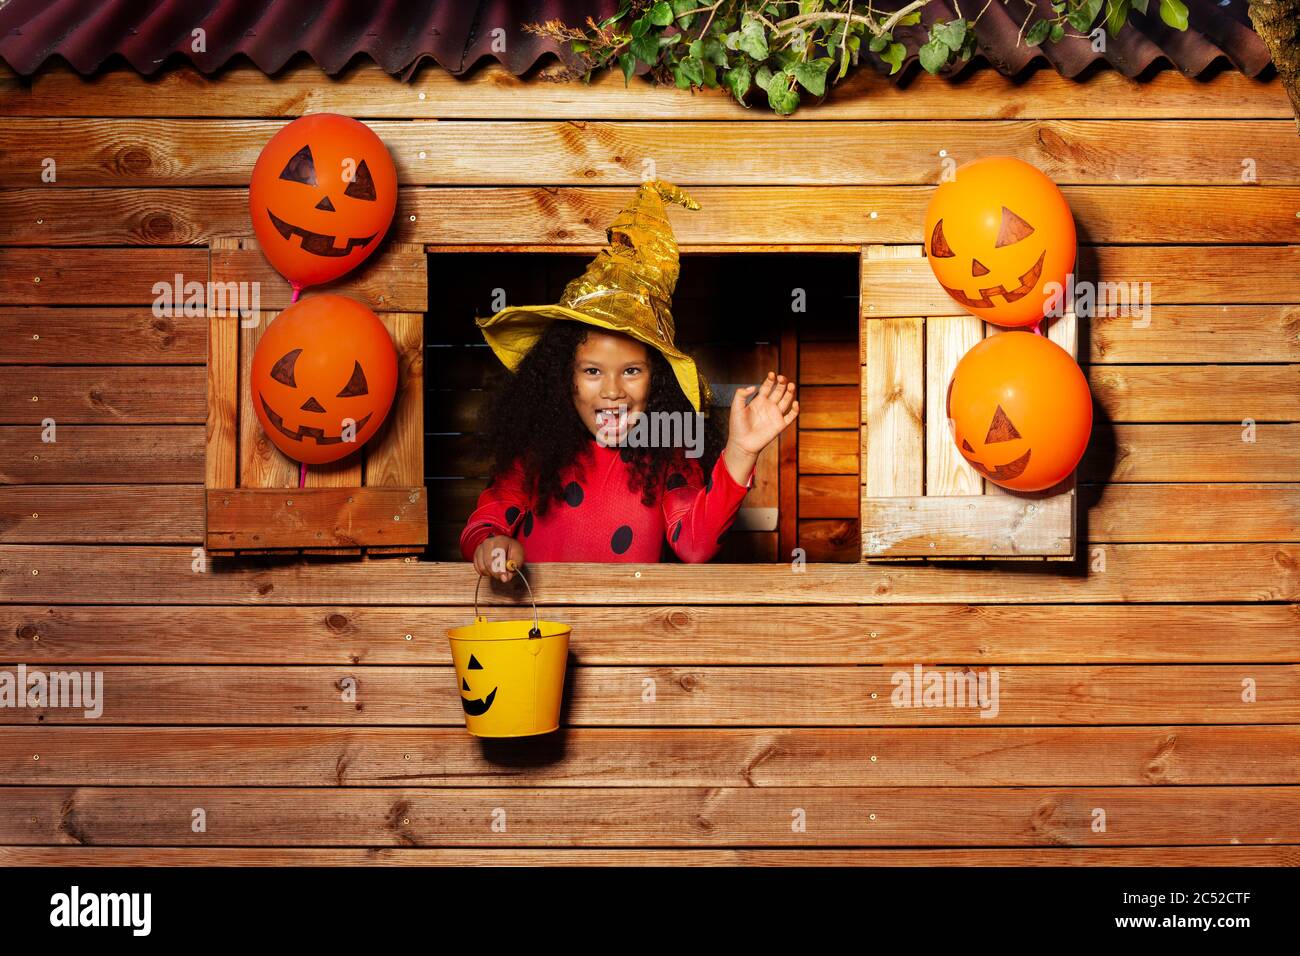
[476,303,712,413]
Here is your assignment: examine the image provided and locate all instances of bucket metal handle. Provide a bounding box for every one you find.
[473,561,542,638]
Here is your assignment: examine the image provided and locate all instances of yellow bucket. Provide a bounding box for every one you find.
[446,565,570,738]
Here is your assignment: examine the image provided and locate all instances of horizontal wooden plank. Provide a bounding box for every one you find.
[1,845,1292,866]
[421,187,1299,245]
[863,494,1074,558]
[0,426,203,484]
[210,242,426,312]
[206,488,427,549]
[6,603,1294,664]
[1087,306,1300,363]
[856,363,1300,425]
[5,61,1290,120]
[3,544,1296,604]
[2,726,1295,786]
[1088,364,1300,422]
[0,307,207,363]
[0,248,210,305]
[797,519,860,561]
[9,120,1299,186]
[849,307,1300,365]
[862,246,1300,314]
[797,431,858,474]
[859,420,1299,483]
[0,485,203,543]
[0,366,206,423]
[14,185,1294,246]
[1086,424,1299,482]
[798,341,857,384]
[1081,483,1300,542]
[0,785,1295,844]
[798,385,857,430]
[799,474,857,519]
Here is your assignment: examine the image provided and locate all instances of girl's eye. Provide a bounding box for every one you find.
[624,367,642,375]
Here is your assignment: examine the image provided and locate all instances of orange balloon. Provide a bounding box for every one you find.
[251,295,398,465]
[924,157,1076,328]
[249,114,397,293]
[947,331,1092,492]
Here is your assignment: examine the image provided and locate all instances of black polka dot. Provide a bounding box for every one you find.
[672,521,682,543]
[619,447,634,463]
[504,506,520,525]
[563,481,585,507]
[665,473,687,491]
[522,511,534,537]
[611,525,633,554]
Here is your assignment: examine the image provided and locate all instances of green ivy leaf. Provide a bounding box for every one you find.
[724,61,752,102]
[1106,0,1131,36]
[1067,0,1104,32]
[755,64,774,91]
[702,37,728,66]
[880,41,906,75]
[1158,0,1189,30]
[1025,19,1052,46]
[649,1,674,27]
[898,11,923,26]
[793,58,831,96]
[631,32,660,64]
[618,52,635,85]
[767,78,800,114]
[1131,0,1150,13]
[1050,21,1065,41]
[631,14,651,38]
[671,0,697,29]
[869,33,890,53]
[934,19,968,52]
[702,59,718,87]
[680,54,705,86]
[738,17,770,59]
[918,37,950,74]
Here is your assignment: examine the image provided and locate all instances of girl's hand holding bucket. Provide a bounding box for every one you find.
[473,534,525,583]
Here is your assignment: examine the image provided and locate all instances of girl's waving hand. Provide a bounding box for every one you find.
[729,372,799,455]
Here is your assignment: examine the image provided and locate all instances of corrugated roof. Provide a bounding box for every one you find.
[0,0,1273,81]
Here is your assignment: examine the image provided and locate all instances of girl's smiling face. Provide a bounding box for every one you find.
[571,328,651,445]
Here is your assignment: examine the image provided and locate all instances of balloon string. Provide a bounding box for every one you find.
[290,283,302,304]
[299,461,307,488]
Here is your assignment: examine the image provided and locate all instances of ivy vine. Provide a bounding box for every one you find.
[528,0,1191,114]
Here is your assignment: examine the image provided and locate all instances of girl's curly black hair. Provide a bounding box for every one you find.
[480,320,725,516]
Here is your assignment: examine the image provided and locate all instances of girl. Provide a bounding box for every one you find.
[460,321,798,580]
[458,179,799,580]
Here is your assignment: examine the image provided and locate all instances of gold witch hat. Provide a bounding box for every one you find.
[476,179,712,412]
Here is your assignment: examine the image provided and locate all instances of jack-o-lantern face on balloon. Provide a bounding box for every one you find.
[251,295,398,465]
[924,157,1076,329]
[249,113,397,293]
[947,331,1092,492]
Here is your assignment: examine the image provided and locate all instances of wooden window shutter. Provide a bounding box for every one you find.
[204,237,427,556]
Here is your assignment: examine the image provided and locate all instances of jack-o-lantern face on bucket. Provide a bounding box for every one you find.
[249,113,397,292]
[460,653,498,716]
[924,157,1076,329]
[251,295,398,465]
[947,331,1092,492]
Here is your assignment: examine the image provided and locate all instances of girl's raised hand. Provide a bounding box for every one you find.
[728,372,799,456]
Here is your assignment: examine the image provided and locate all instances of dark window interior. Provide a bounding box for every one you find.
[425,252,860,563]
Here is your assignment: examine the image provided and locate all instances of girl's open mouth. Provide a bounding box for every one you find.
[594,407,627,427]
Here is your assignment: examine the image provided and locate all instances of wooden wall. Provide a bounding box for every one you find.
[0,60,1297,865]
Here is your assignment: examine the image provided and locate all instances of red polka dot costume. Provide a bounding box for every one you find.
[459,434,754,563]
